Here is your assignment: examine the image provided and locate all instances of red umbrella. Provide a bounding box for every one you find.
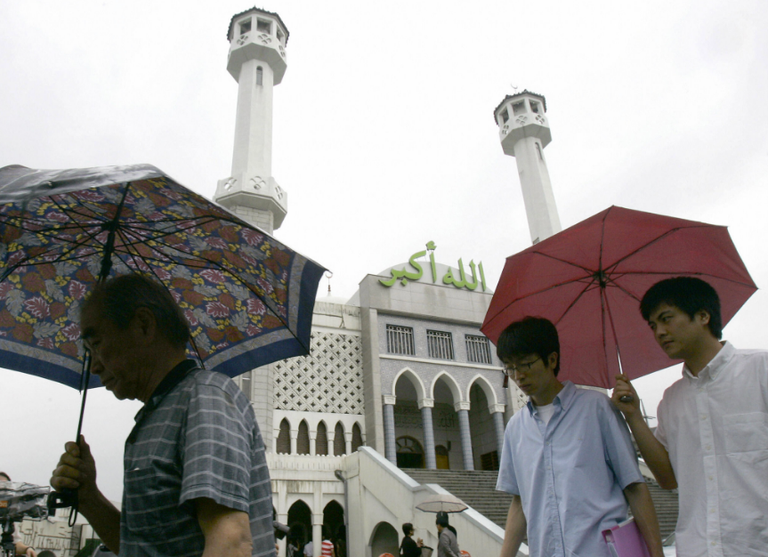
[481,206,756,388]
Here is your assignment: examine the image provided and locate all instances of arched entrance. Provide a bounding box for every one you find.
[468,380,499,470]
[369,521,399,557]
[324,500,345,557]
[432,375,463,470]
[396,435,424,468]
[287,500,311,547]
[435,444,450,469]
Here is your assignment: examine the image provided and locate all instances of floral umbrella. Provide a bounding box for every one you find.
[0,164,326,389]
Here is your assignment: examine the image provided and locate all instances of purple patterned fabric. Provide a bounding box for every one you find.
[0,164,325,388]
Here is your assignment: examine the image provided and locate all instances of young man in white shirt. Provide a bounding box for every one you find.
[613,277,768,556]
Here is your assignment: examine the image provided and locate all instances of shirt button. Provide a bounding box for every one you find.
[706,445,711,451]
[709,476,713,480]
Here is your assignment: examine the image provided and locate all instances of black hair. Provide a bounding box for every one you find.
[435,511,449,527]
[0,471,9,481]
[496,316,560,376]
[402,523,414,536]
[82,274,190,349]
[640,277,723,339]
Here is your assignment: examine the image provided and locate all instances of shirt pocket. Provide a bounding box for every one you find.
[124,466,165,537]
[722,412,768,454]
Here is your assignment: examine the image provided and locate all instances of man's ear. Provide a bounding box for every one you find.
[696,310,711,326]
[548,351,559,369]
[132,307,158,339]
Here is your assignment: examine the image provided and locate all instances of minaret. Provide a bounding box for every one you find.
[494,91,561,244]
[215,8,289,235]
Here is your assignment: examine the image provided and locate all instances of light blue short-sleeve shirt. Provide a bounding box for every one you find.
[496,381,644,557]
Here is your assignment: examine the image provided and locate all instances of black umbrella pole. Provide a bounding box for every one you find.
[47,356,91,519]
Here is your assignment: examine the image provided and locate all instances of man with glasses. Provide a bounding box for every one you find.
[495,317,663,557]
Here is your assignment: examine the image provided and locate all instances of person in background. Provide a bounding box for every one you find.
[334,526,346,557]
[613,277,768,556]
[0,472,38,557]
[400,522,423,557]
[286,536,299,557]
[435,512,459,557]
[496,317,663,557]
[303,539,313,557]
[320,527,334,557]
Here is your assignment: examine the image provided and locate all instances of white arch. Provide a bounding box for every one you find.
[391,367,427,401]
[466,374,499,408]
[430,371,463,404]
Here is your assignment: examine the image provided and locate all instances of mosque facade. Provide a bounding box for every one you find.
[215,8,540,556]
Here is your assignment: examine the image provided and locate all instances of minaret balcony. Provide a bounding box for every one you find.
[227,36,287,83]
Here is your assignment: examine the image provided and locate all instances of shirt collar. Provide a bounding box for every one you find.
[682,341,733,382]
[525,380,574,415]
[134,359,199,420]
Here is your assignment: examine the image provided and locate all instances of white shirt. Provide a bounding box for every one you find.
[534,402,555,425]
[655,342,768,557]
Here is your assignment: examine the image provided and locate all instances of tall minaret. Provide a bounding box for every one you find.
[215,8,289,235]
[495,91,561,244]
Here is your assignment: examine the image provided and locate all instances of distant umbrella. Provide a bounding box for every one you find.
[416,493,468,514]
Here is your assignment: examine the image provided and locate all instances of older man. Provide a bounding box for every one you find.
[51,274,275,557]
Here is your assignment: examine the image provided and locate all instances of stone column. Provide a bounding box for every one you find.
[383,395,397,464]
[455,402,474,471]
[309,428,317,456]
[419,398,437,469]
[491,404,506,457]
[344,430,353,455]
[277,486,288,557]
[312,515,323,557]
[290,427,298,455]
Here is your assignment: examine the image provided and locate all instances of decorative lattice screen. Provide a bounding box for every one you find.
[274,331,364,414]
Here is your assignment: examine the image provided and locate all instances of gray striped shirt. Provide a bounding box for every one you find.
[121,361,275,557]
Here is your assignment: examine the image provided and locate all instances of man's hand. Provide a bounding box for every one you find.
[14,542,36,557]
[50,436,122,552]
[611,374,641,419]
[50,435,99,504]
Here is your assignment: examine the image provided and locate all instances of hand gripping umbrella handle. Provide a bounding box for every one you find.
[47,352,90,525]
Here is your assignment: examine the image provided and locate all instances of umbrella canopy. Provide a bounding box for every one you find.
[415,493,468,514]
[481,206,756,388]
[0,164,326,389]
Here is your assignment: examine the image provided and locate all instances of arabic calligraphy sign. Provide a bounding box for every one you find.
[380,241,487,292]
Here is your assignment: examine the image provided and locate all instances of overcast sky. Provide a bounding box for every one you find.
[1,0,766,501]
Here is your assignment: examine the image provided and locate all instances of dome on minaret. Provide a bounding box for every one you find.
[492,89,547,122]
[227,7,290,43]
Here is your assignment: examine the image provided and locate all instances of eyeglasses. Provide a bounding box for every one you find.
[503,357,542,376]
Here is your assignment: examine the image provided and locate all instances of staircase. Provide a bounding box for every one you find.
[405,469,513,529]
[404,469,679,539]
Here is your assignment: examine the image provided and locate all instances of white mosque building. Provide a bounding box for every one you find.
[212,7,563,557]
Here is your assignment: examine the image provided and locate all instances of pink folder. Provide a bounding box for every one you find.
[602,517,651,557]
